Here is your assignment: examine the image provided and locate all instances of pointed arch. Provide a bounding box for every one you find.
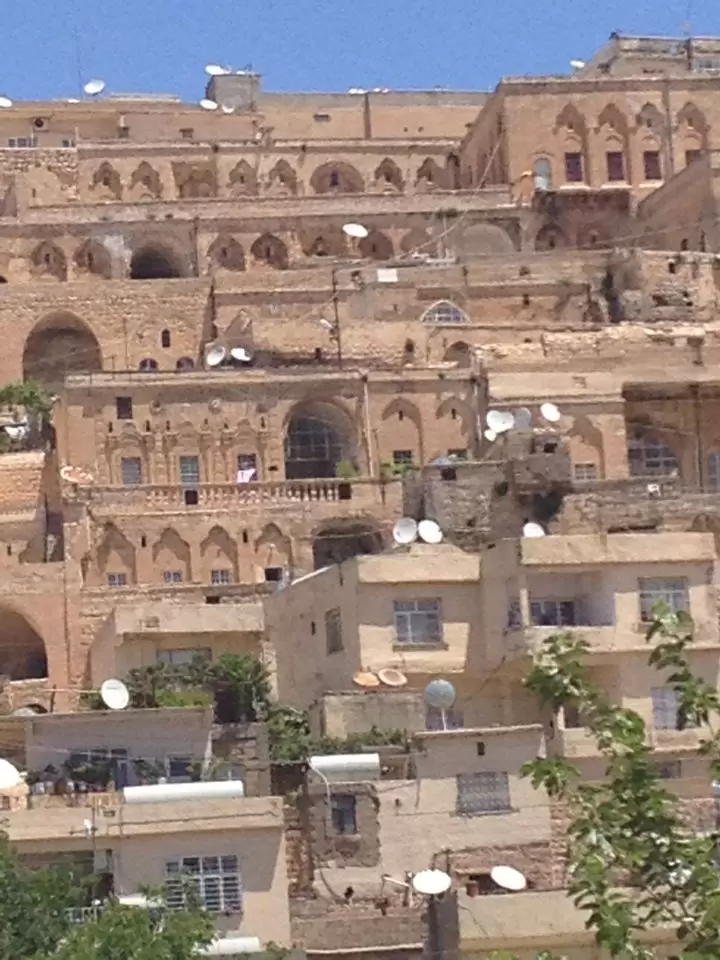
[434,394,473,455]
[597,103,630,183]
[23,312,102,385]
[373,158,404,192]
[358,228,394,261]
[400,227,433,255]
[30,241,67,281]
[676,101,708,166]
[636,102,665,134]
[255,523,292,577]
[153,528,191,583]
[74,239,112,279]
[130,244,184,280]
[129,162,163,200]
[555,104,589,183]
[250,233,289,269]
[228,159,259,197]
[174,164,215,199]
[462,222,515,256]
[421,300,468,324]
[0,607,48,681]
[443,342,473,367]
[284,400,357,480]
[97,523,137,585]
[267,159,298,196]
[200,526,238,584]
[310,161,364,195]
[300,229,346,258]
[415,158,445,190]
[91,161,122,200]
[380,397,422,466]
[532,157,553,191]
[207,235,246,272]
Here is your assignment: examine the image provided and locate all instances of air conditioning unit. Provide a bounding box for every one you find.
[32,117,49,131]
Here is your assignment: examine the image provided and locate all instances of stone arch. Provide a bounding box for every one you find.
[23,312,102,385]
[415,158,445,190]
[152,528,191,583]
[312,520,383,570]
[30,241,67,281]
[310,161,364,195]
[0,607,48,681]
[255,523,292,578]
[174,165,216,199]
[555,104,589,183]
[380,397,422,466]
[597,104,631,182]
[284,400,357,480]
[534,224,567,251]
[208,236,246,272]
[422,300,468,324]
[676,102,708,165]
[91,161,123,201]
[462,222,516,256]
[358,229,394,261]
[532,156,553,191]
[138,358,158,371]
[176,356,195,370]
[436,396,473,451]
[128,162,163,200]
[443,342,473,367]
[576,223,612,250]
[267,159,298,196]
[636,102,665,135]
[74,239,112,279]
[373,158,404,192]
[130,244,184,280]
[228,160,259,197]
[250,233,289,269]
[627,427,679,479]
[97,523,137,585]
[300,229,346,258]
[400,227,433,256]
[200,526,238,583]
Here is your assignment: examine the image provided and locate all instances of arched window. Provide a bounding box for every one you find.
[176,357,195,371]
[627,429,678,478]
[139,358,158,372]
[707,452,720,490]
[533,157,552,191]
[161,329,171,348]
[421,300,468,324]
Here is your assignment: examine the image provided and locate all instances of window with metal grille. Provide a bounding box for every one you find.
[107,572,127,588]
[573,462,598,482]
[331,795,357,834]
[157,648,211,666]
[708,452,720,490]
[564,152,584,182]
[8,137,38,148]
[120,457,143,486]
[68,748,129,787]
[627,430,678,477]
[179,455,200,486]
[165,855,242,913]
[167,756,193,783]
[530,599,577,627]
[652,687,684,730]
[456,772,511,815]
[606,151,625,181]
[643,150,662,180]
[325,608,343,654]
[639,578,688,621]
[421,300,468,324]
[211,569,232,585]
[394,599,442,645]
[163,570,183,584]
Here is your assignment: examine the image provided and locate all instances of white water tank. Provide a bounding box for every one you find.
[309,753,381,783]
[123,780,244,804]
[200,937,262,956]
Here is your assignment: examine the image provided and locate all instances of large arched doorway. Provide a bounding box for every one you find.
[0,609,48,680]
[284,402,356,480]
[313,522,383,569]
[129,246,184,280]
[23,313,102,385]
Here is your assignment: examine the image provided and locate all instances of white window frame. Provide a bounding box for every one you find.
[421,300,468,325]
[573,462,598,482]
[165,855,242,913]
[107,572,127,588]
[639,578,689,622]
[456,772,511,816]
[394,598,442,645]
[530,599,577,627]
[211,568,232,585]
[179,455,200,487]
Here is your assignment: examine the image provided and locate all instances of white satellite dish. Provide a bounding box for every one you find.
[0,96,13,109]
[393,517,418,545]
[205,63,229,76]
[205,344,226,367]
[514,407,533,430]
[230,346,253,363]
[343,223,369,239]
[100,678,130,711]
[491,865,527,892]
[483,428,497,442]
[418,519,443,544]
[4,424,27,441]
[540,402,561,423]
[486,410,515,434]
[378,668,408,688]
[220,104,235,114]
[412,870,452,896]
[0,758,21,789]
[570,59,586,70]
[83,79,106,96]
[522,522,546,539]
[200,99,219,111]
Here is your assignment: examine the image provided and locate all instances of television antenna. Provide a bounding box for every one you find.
[100,678,130,710]
[392,517,418,545]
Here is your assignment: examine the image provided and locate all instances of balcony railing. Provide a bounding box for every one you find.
[66,905,102,924]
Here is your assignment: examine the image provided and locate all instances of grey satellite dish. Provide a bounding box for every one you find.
[100,678,130,711]
[0,96,13,109]
[83,79,106,96]
[230,346,253,363]
[432,456,453,466]
[200,98,219,111]
[205,63,229,76]
[424,678,456,710]
[486,410,515,434]
[483,428,497,442]
[418,519,443,544]
[540,402,561,423]
[205,344,226,367]
[393,517,418,545]
[343,223,369,239]
[491,865,527,891]
[522,522,546,539]
[412,869,452,896]
[0,758,21,789]
[514,407,533,430]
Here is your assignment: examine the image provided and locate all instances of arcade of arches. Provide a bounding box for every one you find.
[0,609,48,681]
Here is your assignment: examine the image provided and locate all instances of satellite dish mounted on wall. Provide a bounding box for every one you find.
[83,79,106,96]
[221,104,235,114]
[343,223,369,239]
[522,522,546,539]
[205,344,226,367]
[486,410,515,434]
[483,428,497,443]
[393,517,418,545]
[378,668,407,688]
[100,678,130,711]
[0,758,21,789]
[200,99,219,111]
[353,670,380,689]
[540,402,561,423]
[424,679,458,734]
[491,865,527,892]
[412,869,452,896]
[418,519,443,544]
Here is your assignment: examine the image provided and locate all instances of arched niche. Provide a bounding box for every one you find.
[255,523,292,578]
[130,245,184,280]
[373,158,404,192]
[415,158,445,190]
[74,239,112,279]
[200,526,238,583]
[174,165,216,200]
[436,396,473,451]
[312,520,383,570]
[400,227,433,256]
[676,102,709,165]
[153,528,191,583]
[576,223,612,250]
[555,104,589,183]
[284,400,357,480]
[301,229,346,258]
[443,342,473,368]
[30,241,67,281]
[97,523,137,585]
[208,236,246,272]
[534,224,567,251]
[129,162,163,200]
[358,229,394,261]
[421,300,468,324]
[462,222,516,256]
[532,157,553,191]
[250,233,289,269]
[267,159,298,196]
[310,161,364,195]
[228,160,259,197]
[23,312,102,385]
[91,161,123,201]
[380,397,422,465]
[596,104,630,182]
[0,608,48,680]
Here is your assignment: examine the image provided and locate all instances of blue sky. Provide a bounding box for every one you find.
[1,0,714,102]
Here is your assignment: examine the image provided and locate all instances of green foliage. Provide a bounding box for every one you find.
[0,380,53,419]
[335,458,359,479]
[267,704,410,763]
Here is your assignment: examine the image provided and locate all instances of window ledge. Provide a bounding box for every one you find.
[392,642,449,652]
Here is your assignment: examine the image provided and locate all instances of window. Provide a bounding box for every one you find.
[686,149,702,166]
[264,566,283,583]
[211,569,232,585]
[115,397,133,420]
[163,570,183,584]
[176,357,194,370]
[107,572,127,588]
[392,450,413,465]
[179,455,200,487]
[456,772,511,815]
[139,358,158,372]
[394,599,442,645]
[627,430,678,478]
[530,599,576,627]
[167,756,193,783]
[639,578,689,621]
[564,152,584,182]
[61,137,76,148]
[325,608,343,654]
[651,687,692,731]
[120,457,143,486]
[313,113,331,122]
[421,300,468,324]
[606,151,625,181]
[573,462,598,482]
[157,648,211,666]
[161,329,171,348]
[331,795,357,834]
[180,128,194,140]
[8,137,37,148]
[643,150,662,181]
[68,748,129,787]
[707,452,720,490]
[236,454,257,482]
[165,855,242,913]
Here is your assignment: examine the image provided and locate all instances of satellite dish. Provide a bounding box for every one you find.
[343,223,369,239]
[200,99,219,111]
[424,678,456,710]
[570,59,586,70]
[4,424,27,441]
[100,678,130,711]
[11,706,40,717]
[220,104,235,114]
[230,346,254,363]
[378,668,407,688]
[0,758,21,789]
[353,670,380,688]
[0,96,13,109]
[205,63,229,76]
[522,522,546,539]
[483,428,497,442]
[205,344,226,367]
[83,79,106,96]
[412,870,452,896]
[514,407,533,430]
[393,517,418,545]
[540,402,561,423]
[486,410,515,434]
[491,865,527,892]
[418,519,443,544]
